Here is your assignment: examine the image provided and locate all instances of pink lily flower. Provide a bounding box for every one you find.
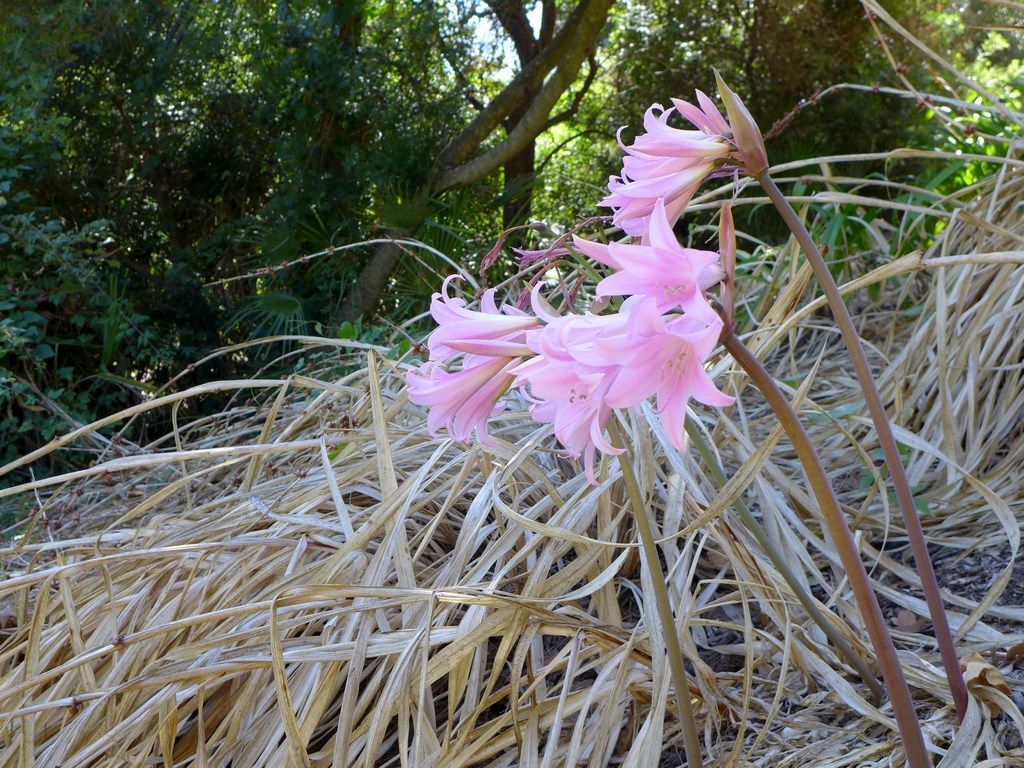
[514,293,732,478]
[671,90,731,136]
[573,199,724,322]
[513,308,626,483]
[407,356,520,444]
[596,299,734,450]
[601,84,766,238]
[427,276,539,363]
[408,234,735,479]
[600,100,732,236]
[513,352,621,484]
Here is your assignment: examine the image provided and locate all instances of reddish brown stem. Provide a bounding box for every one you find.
[724,332,930,768]
[758,171,967,721]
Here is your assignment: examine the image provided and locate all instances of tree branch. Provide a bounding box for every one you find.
[434,0,613,191]
[539,0,556,46]
[342,0,613,322]
[435,0,610,172]
[486,0,538,63]
[542,51,598,130]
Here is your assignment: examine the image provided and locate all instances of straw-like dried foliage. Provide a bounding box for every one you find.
[3,24,1024,768]
[3,160,1024,765]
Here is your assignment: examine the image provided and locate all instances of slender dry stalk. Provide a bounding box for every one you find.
[608,418,702,768]
[723,332,929,768]
[756,172,969,720]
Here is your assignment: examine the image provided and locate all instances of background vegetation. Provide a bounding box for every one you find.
[1,0,1021,485]
[2,3,1024,765]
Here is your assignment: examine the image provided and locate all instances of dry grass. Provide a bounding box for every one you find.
[4,31,1024,768]
[3,161,1024,765]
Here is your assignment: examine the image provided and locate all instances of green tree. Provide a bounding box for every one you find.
[0,0,615,483]
[340,0,615,322]
[4,0,1019,488]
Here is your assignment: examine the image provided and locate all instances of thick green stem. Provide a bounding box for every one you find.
[684,421,884,702]
[723,333,930,768]
[609,418,703,768]
[758,172,967,721]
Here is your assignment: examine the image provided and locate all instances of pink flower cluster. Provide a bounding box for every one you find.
[408,81,766,482]
[602,80,766,236]
[601,95,733,237]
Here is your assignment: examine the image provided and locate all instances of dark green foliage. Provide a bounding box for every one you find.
[538,0,1023,228]
[0,0,487,485]
[1,0,1020,488]
[537,0,921,224]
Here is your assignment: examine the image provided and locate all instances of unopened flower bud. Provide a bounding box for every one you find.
[714,70,768,177]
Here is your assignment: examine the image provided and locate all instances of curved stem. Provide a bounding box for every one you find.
[684,421,884,702]
[608,418,703,768]
[758,172,967,721]
[723,332,929,768]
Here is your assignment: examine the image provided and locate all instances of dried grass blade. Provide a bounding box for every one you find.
[269,595,313,768]
[318,438,355,540]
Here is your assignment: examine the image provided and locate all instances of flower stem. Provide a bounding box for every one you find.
[608,418,703,768]
[757,171,967,721]
[723,332,929,768]
[683,420,884,702]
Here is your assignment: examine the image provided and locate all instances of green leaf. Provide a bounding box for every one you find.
[827,401,865,420]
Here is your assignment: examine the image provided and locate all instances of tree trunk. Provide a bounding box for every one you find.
[338,237,408,324]
[501,104,537,231]
[339,0,614,323]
